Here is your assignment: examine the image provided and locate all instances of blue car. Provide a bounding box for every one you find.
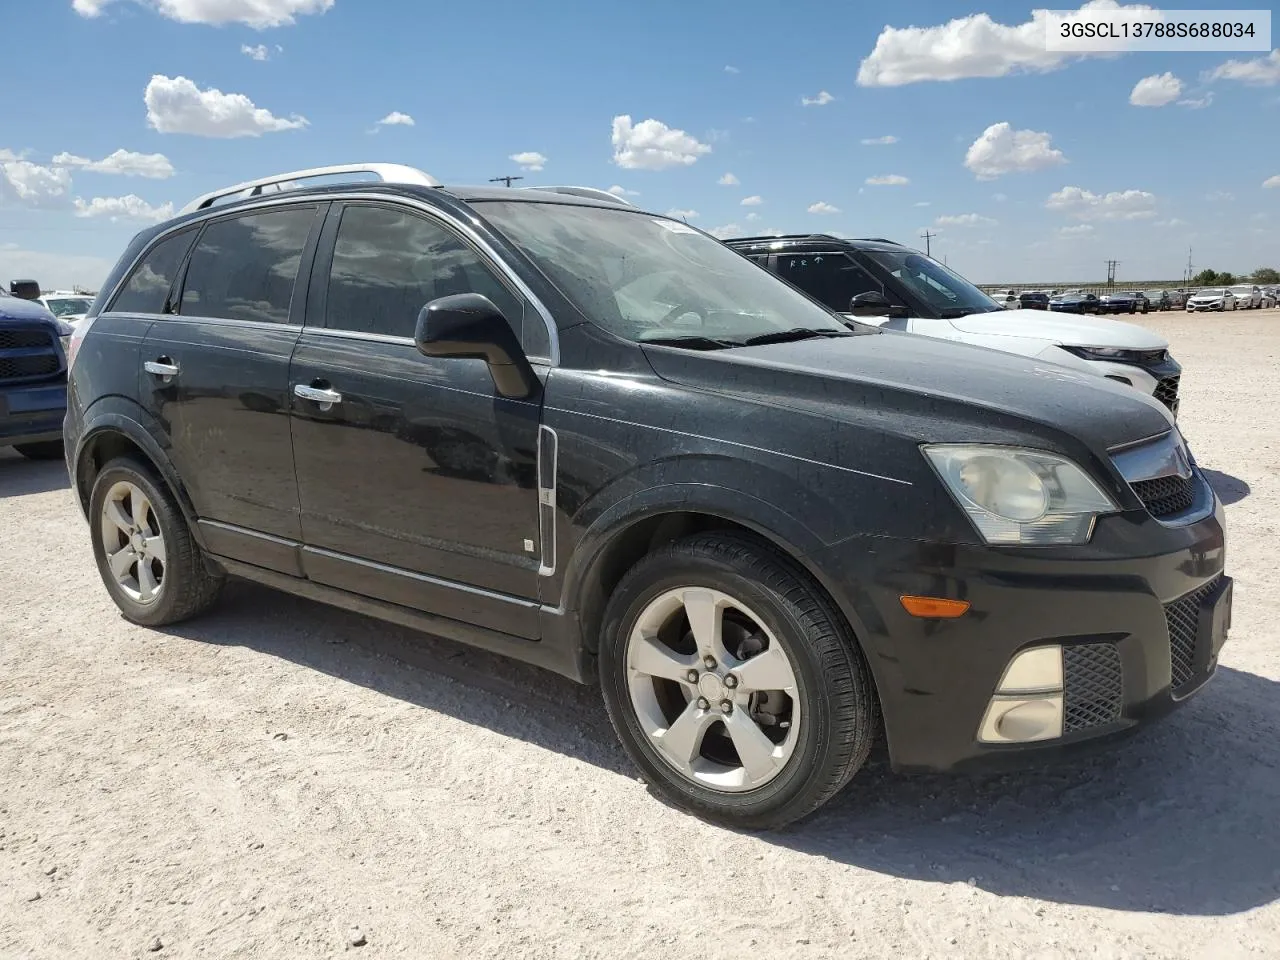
[1,281,73,460]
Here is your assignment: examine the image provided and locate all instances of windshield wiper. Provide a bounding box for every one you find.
[739,327,852,346]
[639,335,741,350]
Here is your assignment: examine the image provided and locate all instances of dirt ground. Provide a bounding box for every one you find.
[2,310,1278,960]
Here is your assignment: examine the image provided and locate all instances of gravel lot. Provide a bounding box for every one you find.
[2,310,1278,960]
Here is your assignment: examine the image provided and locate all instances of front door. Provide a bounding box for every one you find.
[141,204,324,573]
[289,201,543,638]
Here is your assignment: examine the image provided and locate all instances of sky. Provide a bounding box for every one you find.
[1,0,1277,290]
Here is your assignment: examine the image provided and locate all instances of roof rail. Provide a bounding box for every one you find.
[724,233,843,244]
[179,163,441,215]
[521,185,637,207]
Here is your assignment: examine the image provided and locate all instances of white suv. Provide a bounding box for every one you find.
[725,234,1185,419]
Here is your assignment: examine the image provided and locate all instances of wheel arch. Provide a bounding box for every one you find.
[74,404,204,548]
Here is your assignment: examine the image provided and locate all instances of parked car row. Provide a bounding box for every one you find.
[57,164,1230,829]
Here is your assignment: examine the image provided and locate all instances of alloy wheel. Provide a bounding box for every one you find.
[99,480,166,604]
[625,587,801,792]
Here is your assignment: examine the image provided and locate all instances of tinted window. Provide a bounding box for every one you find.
[326,204,525,343]
[110,228,196,314]
[776,253,882,311]
[180,208,315,324]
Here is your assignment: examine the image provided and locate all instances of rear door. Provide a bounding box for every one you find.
[288,200,544,637]
[140,203,324,574]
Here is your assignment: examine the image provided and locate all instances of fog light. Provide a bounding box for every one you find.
[997,645,1063,694]
[979,695,1064,743]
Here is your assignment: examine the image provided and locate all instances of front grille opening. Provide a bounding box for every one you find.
[1154,375,1180,414]
[0,329,53,350]
[1063,643,1123,733]
[0,354,60,380]
[1165,577,1219,692]
[1132,474,1196,518]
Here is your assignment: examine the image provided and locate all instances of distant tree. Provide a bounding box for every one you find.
[1192,268,1221,286]
[1218,272,1237,286]
[1252,267,1280,285]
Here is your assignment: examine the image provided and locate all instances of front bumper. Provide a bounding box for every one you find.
[1,379,67,448]
[811,487,1228,773]
[1186,302,1223,312]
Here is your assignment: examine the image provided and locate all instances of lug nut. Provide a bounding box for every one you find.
[696,697,710,711]
[703,656,717,670]
[724,675,738,689]
[719,700,733,715]
[686,670,699,684]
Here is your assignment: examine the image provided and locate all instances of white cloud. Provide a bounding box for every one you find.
[740,195,763,206]
[73,194,174,223]
[241,43,269,60]
[993,192,1008,201]
[866,174,909,186]
[1129,72,1182,107]
[801,90,835,106]
[745,212,760,222]
[376,111,414,128]
[1154,218,1187,227]
[1205,190,1234,202]
[665,208,699,220]
[964,122,1066,179]
[1207,49,1280,85]
[606,184,639,197]
[52,149,174,179]
[1046,185,1158,221]
[1176,92,1213,109]
[145,75,308,137]
[935,213,996,226]
[509,151,546,171]
[74,0,333,28]
[718,172,739,186]
[914,201,931,207]
[0,244,114,290]
[1057,224,1095,238]
[861,135,897,145]
[1264,175,1280,189]
[724,65,740,74]
[856,1,1156,87]
[709,223,740,239]
[611,115,711,170]
[808,201,840,215]
[0,151,73,207]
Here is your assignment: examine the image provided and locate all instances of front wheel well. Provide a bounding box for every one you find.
[75,431,158,515]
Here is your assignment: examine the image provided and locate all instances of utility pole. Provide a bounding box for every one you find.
[488,175,524,188]
[1105,259,1120,288]
[1185,247,1193,286]
[920,230,936,257]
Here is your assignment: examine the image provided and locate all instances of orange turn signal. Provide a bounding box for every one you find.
[900,596,971,619]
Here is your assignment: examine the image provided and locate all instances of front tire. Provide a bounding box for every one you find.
[14,440,64,460]
[89,457,225,627]
[599,533,878,830]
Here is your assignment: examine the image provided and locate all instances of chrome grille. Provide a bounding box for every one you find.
[1132,474,1196,517]
[1164,577,1219,691]
[1063,643,1123,733]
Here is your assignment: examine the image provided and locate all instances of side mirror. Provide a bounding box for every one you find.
[414,293,538,400]
[848,290,907,318]
[9,279,40,301]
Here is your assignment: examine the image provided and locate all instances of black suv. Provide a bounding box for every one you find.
[65,165,1231,828]
[2,280,73,460]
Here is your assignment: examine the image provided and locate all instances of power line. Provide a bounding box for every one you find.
[919,230,936,257]
[488,175,525,188]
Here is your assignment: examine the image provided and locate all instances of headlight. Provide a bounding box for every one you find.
[53,319,75,358]
[923,445,1118,546]
[1062,345,1129,361]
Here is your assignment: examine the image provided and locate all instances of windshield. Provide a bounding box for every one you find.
[1200,289,1227,297]
[46,297,94,317]
[859,248,1002,316]
[474,202,855,346]
[1229,286,1253,295]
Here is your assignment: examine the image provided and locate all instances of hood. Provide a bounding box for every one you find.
[0,295,58,325]
[643,331,1173,454]
[947,309,1168,348]
[1189,292,1224,301]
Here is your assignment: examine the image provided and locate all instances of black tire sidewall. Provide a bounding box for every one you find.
[599,546,858,826]
[89,460,190,626]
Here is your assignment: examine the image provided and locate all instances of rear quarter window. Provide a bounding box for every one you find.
[108,228,198,315]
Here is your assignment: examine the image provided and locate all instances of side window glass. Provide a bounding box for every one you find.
[325,204,525,343]
[776,253,881,311]
[180,207,315,323]
[109,228,196,315]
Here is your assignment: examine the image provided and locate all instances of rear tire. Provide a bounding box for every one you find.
[89,456,225,627]
[14,440,64,460]
[599,533,878,830]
